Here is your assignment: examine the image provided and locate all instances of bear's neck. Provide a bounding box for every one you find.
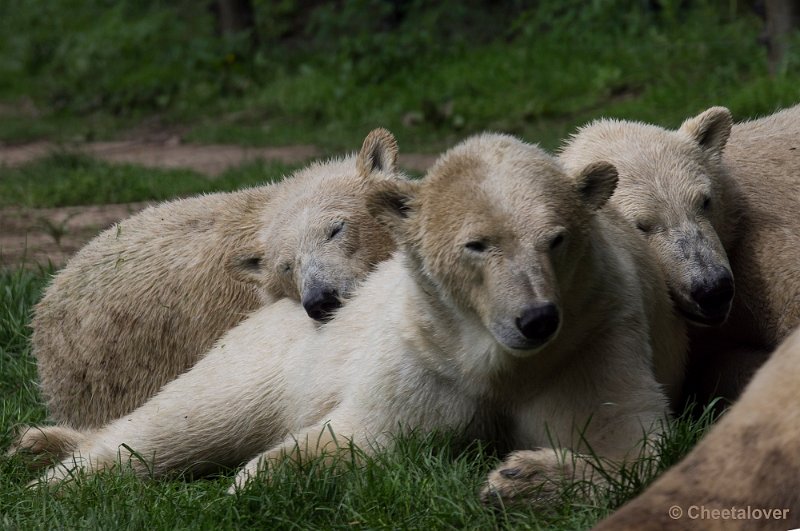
[389,250,522,398]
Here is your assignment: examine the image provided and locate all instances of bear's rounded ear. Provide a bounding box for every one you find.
[679,106,732,157]
[575,161,618,211]
[366,179,419,236]
[357,128,399,177]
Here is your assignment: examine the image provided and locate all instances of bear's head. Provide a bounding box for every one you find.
[367,133,617,356]
[238,128,403,321]
[560,107,735,326]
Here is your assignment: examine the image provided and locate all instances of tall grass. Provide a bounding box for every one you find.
[0,267,50,450]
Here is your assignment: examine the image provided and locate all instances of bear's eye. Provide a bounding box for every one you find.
[464,240,488,253]
[240,256,261,271]
[701,196,712,211]
[328,221,345,240]
[549,233,565,250]
[636,221,652,233]
[281,262,292,274]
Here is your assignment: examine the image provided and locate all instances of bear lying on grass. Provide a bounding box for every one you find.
[32,128,404,429]
[15,133,684,506]
[560,105,800,407]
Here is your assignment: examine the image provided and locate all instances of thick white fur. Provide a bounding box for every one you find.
[560,104,800,407]
[32,129,402,429]
[22,134,680,501]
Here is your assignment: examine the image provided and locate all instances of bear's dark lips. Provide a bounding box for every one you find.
[501,337,550,356]
[678,305,730,327]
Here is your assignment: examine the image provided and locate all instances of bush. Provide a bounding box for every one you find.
[0,1,252,114]
[0,0,797,150]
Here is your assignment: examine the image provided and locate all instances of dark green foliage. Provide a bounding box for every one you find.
[0,1,252,114]
[1,1,798,151]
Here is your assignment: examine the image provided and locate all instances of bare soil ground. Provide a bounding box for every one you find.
[0,138,437,268]
[0,202,152,268]
[0,140,322,176]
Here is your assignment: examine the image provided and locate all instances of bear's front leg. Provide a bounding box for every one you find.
[481,434,660,507]
[228,420,368,494]
[481,332,668,508]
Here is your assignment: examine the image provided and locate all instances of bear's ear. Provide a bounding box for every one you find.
[679,106,732,157]
[366,179,419,237]
[574,161,618,211]
[357,128,399,177]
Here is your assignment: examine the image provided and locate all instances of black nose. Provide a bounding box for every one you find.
[302,288,342,321]
[516,302,560,345]
[691,271,734,318]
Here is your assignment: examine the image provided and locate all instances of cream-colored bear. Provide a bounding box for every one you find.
[32,129,403,429]
[560,104,800,406]
[15,134,683,506]
[593,325,800,531]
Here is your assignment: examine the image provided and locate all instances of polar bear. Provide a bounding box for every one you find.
[560,104,800,406]
[15,134,683,505]
[32,128,404,429]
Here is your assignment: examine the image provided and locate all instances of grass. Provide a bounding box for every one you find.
[1,2,798,152]
[0,268,51,439]
[0,111,138,147]
[0,266,718,530]
[0,153,298,209]
[0,0,770,526]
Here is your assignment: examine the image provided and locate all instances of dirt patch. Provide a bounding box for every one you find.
[0,140,322,176]
[0,203,152,268]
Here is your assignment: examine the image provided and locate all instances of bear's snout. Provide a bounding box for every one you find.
[302,287,342,321]
[690,269,734,324]
[516,302,560,347]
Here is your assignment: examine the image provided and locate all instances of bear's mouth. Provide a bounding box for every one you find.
[679,307,729,327]
[490,324,559,357]
[669,286,732,328]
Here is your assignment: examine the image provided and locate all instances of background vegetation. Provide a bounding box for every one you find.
[0,0,796,528]
[0,0,798,152]
[0,153,294,208]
